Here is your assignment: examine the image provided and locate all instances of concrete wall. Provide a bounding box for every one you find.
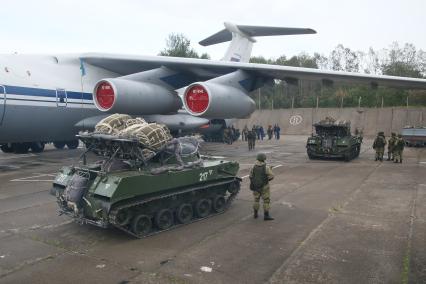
[235,107,426,137]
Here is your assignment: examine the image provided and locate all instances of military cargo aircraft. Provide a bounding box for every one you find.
[1,22,426,153]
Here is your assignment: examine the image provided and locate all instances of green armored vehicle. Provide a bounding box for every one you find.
[306,117,362,161]
[52,114,240,238]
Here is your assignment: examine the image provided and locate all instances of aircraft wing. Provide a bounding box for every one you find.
[83,53,426,119]
[82,53,426,89]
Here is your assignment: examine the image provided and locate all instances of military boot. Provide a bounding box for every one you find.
[253,209,258,219]
[264,211,274,221]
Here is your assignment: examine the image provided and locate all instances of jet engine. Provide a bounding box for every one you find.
[93,79,182,115]
[183,82,255,118]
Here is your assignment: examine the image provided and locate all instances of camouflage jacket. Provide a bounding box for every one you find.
[388,136,397,150]
[249,161,274,191]
[373,136,386,149]
[394,138,405,151]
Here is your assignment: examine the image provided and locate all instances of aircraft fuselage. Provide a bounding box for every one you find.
[0,54,116,144]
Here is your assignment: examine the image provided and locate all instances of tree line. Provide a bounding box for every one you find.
[160,34,426,108]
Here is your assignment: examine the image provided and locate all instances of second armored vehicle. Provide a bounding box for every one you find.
[306,117,362,161]
[401,126,426,147]
[52,114,241,238]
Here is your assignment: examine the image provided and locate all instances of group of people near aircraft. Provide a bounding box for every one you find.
[241,124,281,141]
[239,124,281,151]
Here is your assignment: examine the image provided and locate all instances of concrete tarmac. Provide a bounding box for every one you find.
[0,137,425,283]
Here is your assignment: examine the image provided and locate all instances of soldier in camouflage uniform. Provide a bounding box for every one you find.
[247,130,256,151]
[222,128,230,144]
[393,134,405,163]
[373,131,386,161]
[249,153,274,221]
[387,132,397,161]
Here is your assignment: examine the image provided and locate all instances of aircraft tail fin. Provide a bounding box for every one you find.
[199,22,316,63]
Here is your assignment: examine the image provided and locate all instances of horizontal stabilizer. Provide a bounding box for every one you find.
[199,24,316,46]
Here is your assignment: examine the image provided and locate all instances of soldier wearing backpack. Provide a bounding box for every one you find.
[249,153,274,221]
[393,134,405,163]
[387,132,397,161]
[373,131,386,161]
[247,130,256,151]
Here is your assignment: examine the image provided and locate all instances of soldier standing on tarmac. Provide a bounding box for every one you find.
[393,134,405,163]
[223,127,230,144]
[267,125,273,140]
[373,131,386,161]
[249,153,274,220]
[387,132,397,161]
[247,130,256,151]
[242,125,249,141]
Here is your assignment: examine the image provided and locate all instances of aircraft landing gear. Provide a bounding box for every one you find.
[66,140,79,149]
[30,142,45,153]
[53,140,78,149]
[1,144,14,153]
[12,142,31,154]
[53,141,66,149]
[1,142,46,154]
[2,140,78,154]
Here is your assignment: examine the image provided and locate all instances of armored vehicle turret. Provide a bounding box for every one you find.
[306,117,362,161]
[52,114,240,238]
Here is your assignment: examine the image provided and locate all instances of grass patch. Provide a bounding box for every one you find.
[329,205,341,212]
[402,246,411,284]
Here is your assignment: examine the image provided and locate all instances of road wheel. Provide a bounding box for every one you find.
[13,143,30,154]
[227,181,240,194]
[154,209,174,230]
[53,141,66,149]
[131,214,152,237]
[354,146,359,158]
[176,203,193,224]
[66,140,79,149]
[212,195,226,213]
[344,151,351,162]
[30,142,45,153]
[115,209,132,226]
[195,199,211,218]
[0,144,14,153]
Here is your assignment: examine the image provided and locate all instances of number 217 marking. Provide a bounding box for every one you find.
[199,170,213,181]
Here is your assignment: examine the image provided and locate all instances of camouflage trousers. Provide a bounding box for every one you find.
[375,147,384,160]
[393,150,403,163]
[248,140,255,151]
[253,187,271,211]
[387,148,394,160]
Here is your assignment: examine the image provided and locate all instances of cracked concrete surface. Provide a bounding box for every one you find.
[0,136,425,283]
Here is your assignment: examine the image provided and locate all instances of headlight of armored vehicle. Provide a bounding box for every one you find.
[54,167,74,186]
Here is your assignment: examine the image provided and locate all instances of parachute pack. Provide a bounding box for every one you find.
[95,113,173,151]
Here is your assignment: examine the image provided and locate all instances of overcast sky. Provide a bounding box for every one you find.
[1,0,425,60]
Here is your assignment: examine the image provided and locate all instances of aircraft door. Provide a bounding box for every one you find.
[56,88,67,107]
[0,85,5,125]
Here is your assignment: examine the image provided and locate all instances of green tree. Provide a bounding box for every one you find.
[382,42,423,78]
[159,33,210,59]
[250,56,274,64]
[285,53,318,68]
[329,44,360,72]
